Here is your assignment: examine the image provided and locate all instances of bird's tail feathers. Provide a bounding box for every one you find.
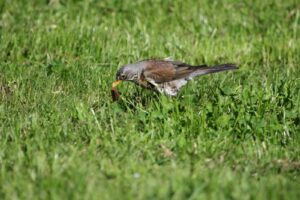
[190,63,238,78]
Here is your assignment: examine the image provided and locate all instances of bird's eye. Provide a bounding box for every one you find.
[120,74,126,79]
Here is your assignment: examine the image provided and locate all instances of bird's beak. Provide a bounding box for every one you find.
[112,80,122,88]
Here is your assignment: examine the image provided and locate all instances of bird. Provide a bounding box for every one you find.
[112,58,238,97]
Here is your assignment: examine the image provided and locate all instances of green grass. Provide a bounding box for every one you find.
[0,0,300,199]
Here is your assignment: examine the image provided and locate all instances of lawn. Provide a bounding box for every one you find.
[0,0,299,199]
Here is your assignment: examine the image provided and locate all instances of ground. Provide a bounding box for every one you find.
[0,0,299,199]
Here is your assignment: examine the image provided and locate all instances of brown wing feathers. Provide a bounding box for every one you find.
[143,60,237,83]
[143,61,176,83]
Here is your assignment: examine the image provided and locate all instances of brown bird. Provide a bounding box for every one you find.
[112,58,238,97]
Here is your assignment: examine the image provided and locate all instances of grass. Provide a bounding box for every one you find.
[0,0,299,199]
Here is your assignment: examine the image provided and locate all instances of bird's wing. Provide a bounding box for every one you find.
[142,60,203,83]
[143,60,238,83]
[142,60,176,83]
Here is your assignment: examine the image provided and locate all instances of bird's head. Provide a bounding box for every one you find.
[112,64,139,87]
